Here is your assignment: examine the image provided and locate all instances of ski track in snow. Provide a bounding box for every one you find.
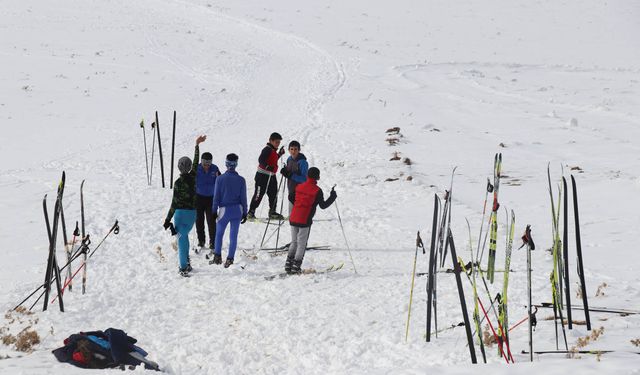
[2,0,640,373]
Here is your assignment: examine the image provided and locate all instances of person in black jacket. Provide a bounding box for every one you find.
[247,132,285,220]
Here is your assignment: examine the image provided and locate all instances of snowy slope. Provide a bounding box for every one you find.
[1,0,640,373]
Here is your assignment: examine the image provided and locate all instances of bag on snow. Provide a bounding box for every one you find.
[52,328,159,371]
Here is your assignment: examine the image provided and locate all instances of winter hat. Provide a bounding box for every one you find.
[308,167,320,180]
[202,152,213,161]
[288,140,301,149]
[269,132,282,141]
[225,153,239,169]
[178,156,192,174]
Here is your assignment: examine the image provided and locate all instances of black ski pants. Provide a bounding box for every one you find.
[195,194,216,247]
[249,172,278,214]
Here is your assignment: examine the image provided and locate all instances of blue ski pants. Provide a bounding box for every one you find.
[174,209,196,269]
[214,204,242,260]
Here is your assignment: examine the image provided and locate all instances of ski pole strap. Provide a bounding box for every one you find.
[416,231,425,253]
[486,178,494,193]
[520,225,535,250]
[530,306,538,329]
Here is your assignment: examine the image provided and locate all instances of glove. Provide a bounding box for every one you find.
[278,146,285,157]
[330,189,337,199]
[240,215,247,224]
[280,168,291,178]
[163,220,171,230]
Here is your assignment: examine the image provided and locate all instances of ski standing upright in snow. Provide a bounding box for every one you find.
[572,174,591,330]
[425,194,439,342]
[487,153,502,283]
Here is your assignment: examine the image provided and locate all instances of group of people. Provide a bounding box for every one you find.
[163,132,337,277]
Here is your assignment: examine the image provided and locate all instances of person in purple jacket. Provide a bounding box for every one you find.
[209,153,248,268]
[195,152,220,251]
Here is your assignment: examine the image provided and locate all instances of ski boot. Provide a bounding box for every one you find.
[269,211,285,221]
[178,268,190,277]
[291,259,302,274]
[224,258,234,268]
[285,257,294,274]
[209,254,222,265]
[246,211,256,221]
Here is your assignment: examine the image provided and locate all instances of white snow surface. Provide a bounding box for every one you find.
[1,0,640,373]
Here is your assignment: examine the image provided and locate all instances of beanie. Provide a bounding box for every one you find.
[308,167,320,180]
[226,153,239,169]
[178,156,192,174]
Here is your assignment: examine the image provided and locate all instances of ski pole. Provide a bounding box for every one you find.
[524,224,535,362]
[62,222,79,292]
[275,168,287,250]
[140,120,150,185]
[335,194,357,274]
[405,232,423,342]
[59,203,73,292]
[80,180,87,294]
[259,174,281,249]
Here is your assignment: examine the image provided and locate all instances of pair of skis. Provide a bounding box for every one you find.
[264,263,344,281]
[426,167,456,342]
[41,172,67,312]
[547,167,592,348]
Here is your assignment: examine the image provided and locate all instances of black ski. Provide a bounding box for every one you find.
[522,350,640,355]
[535,303,639,315]
[446,229,477,363]
[571,175,591,330]
[425,194,439,342]
[562,176,572,329]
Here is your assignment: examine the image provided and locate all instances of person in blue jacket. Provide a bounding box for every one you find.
[209,153,248,268]
[279,140,308,215]
[195,152,220,251]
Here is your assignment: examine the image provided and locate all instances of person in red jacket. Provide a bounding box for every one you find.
[247,132,285,220]
[286,167,337,274]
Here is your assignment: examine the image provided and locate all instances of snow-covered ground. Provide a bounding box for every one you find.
[1,0,640,373]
